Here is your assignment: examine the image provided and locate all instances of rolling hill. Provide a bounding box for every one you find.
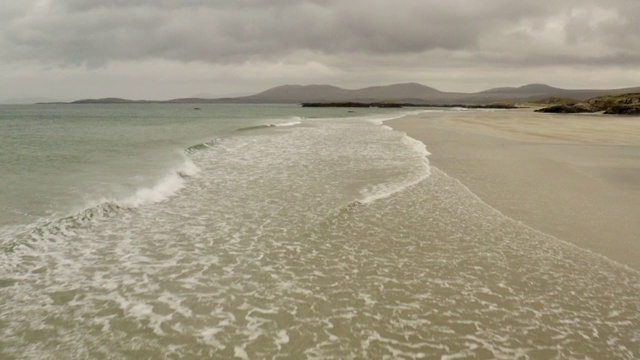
[56,83,640,105]
[223,83,640,104]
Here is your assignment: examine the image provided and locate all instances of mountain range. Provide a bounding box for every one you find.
[43,83,640,105]
[224,83,640,104]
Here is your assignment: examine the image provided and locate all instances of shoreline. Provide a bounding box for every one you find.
[388,108,640,271]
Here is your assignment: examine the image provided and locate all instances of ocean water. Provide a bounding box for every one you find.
[1,104,639,359]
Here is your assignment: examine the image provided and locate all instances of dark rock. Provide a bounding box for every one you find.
[603,104,640,115]
[301,102,404,108]
[536,93,640,115]
[535,103,597,113]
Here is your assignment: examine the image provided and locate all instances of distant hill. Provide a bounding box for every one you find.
[460,84,640,104]
[191,92,216,99]
[232,82,450,104]
[226,83,640,104]
[54,83,640,105]
[244,84,350,103]
[480,84,565,95]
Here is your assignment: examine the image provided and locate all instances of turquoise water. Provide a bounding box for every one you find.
[0,104,398,229]
[1,105,639,359]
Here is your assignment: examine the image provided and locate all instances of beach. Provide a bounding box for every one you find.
[389,108,640,271]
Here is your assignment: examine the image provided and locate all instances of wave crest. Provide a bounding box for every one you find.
[186,139,219,153]
[3,157,200,252]
[237,117,303,131]
[119,158,199,208]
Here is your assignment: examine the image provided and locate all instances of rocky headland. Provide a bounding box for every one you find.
[535,93,640,115]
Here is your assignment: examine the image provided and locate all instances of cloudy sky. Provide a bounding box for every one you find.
[1,0,639,100]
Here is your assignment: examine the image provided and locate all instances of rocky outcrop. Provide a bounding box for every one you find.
[535,103,597,113]
[531,97,580,105]
[603,104,640,115]
[587,93,640,109]
[536,93,640,115]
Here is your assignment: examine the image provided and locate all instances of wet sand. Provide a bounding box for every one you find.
[389,109,640,271]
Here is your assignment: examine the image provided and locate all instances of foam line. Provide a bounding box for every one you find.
[359,133,431,204]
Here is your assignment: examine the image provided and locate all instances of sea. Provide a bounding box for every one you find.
[1,104,639,359]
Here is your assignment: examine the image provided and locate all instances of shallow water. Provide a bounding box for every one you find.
[1,106,638,359]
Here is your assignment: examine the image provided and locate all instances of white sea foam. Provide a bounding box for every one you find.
[265,116,304,127]
[234,346,250,360]
[275,329,290,347]
[119,157,200,208]
[199,328,226,350]
[365,109,433,125]
[274,120,302,127]
[359,131,431,205]
[355,110,441,204]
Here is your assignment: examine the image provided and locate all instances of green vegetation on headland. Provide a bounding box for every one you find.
[535,93,640,115]
[530,97,580,105]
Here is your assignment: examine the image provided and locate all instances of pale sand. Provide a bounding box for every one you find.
[389,108,640,271]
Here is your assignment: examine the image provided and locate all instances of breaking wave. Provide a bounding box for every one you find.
[185,139,220,153]
[237,117,303,131]
[118,157,199,208]
[2,156,200,252]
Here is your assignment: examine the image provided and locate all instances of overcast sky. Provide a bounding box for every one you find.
[1,0,639,100]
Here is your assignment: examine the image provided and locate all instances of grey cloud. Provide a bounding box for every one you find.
[2,0,640,70]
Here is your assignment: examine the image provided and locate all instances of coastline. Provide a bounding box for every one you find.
[388,108,640,271]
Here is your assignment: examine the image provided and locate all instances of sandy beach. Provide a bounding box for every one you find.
[389,108,640,271]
